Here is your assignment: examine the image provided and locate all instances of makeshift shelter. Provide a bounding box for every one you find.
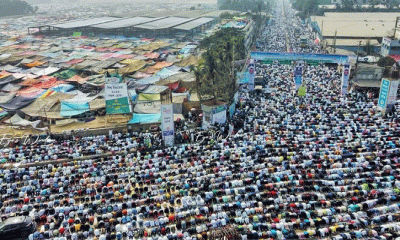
[135,76,161,85]
[18,87,46,98]
[60,102,90,118]
[52,69,76,79]
[0,92,16,104]
[0,96,35,111]
[0,75,18,87]
[5,114,45,129]
[89,98,106,110]
[21,92,73,118]
[67,75,88,84]
[50,84,74,93]
[128,113,161,124]
[1,83,22,92]
[137,85,169,101]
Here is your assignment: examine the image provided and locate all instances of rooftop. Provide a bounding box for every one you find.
[92,17,163,29]
[51,17,120,29]
[135,17,194,30]
[173,17,215,31]
[311,12,398,38]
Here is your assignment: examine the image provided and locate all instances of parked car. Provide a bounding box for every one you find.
[0,216,36,239]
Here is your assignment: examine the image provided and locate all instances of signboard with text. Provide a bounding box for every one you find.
[341,64,351,95]
[161,104,174,146]
[248,59,255,91]
[378,79,390,109]
[105,83,131,114]
[294,66,303,89]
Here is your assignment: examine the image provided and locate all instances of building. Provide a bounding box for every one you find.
[381,36,400,56]
[30,16,216,38]
[310,12,399,53]
[217,0,228,9]
[352,63,384,89]
[318,0,398,6]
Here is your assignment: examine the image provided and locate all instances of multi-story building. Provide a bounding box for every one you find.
[381,36,400,56]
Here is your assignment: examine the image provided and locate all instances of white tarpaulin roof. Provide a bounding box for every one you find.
[64,91,99,103]
[5,114,45,129]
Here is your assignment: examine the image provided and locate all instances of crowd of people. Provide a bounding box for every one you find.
[0,0,400,240]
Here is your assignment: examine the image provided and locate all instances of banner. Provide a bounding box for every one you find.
[161,104,174,146]
[105,83,131,114]
[212,110,227,124]
[294,66,303,89]
[248,59,255,91]
[229,102,236,118]
[251,52,349,65]
[298,86,306,96]
[341,64,351,95]
[387,80,400,106]
[378,79,390,109]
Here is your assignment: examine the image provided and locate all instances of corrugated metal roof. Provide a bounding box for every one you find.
[135,17,194,30]
[51,17,120,29]
[92,17,163,29]
[174,17,215,31]
[311,13,398,38]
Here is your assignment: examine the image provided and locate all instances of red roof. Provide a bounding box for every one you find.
[389,55,400,62]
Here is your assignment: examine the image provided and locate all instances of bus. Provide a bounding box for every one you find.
[300,35,307,48]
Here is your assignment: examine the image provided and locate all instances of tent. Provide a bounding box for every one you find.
[18,87,46,98]
[89,98,106,111]
[0,92,16,104]
[5,114,45,129]
[135,76,161,85]
[53,69,76,79]
[128,113,161,124]
[0,75,18,86]
[66,75,88,84]
[1,83,22,92]
[0,96,35,111]
[137,85,168,101]
[0,108,7,120]
[51,84,75,93]
[60,102,90,117]
[156,68,179,79]
[21,92,73,118]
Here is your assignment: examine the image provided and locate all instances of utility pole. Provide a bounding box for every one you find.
[393,16,400,39]
[333,30,337,54]
[355,40,362,80]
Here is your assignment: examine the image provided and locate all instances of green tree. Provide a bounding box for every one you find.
[194,28,245,104]
[341,0,354,11]
[292,0,319,18]
[0,0,35,17]
[363,40,374,55]
[377,56,396,68]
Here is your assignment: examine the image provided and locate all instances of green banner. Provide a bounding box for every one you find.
[106,97,130,114]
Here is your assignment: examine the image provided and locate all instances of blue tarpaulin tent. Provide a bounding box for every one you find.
[51,84,75,93]
[128,113,161,124]
[60,102,90,117]
[238,72,250,84]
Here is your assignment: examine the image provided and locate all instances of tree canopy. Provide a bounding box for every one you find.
[378,56,397,68]
[0,0,36,17]
[193,28,246,104]
[291,0,320,19]
[219,0,269,14]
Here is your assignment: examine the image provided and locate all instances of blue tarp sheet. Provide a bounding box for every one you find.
[129,113,161,124]
[129,89,137,102]
[51,84,75,93]
[237,72,250,84]
[60,101,90,117]
[156,68,179,79]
